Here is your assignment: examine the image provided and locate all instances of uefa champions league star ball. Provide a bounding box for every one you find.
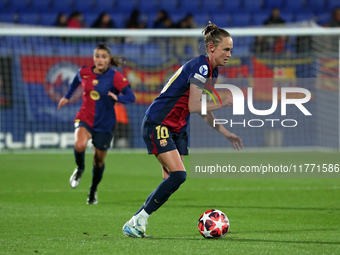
[198,209,230,239]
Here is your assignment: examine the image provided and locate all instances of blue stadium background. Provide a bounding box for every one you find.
[0,0,337,27]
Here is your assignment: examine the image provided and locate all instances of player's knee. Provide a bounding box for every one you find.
[179,171,187,184]
[171,171,187,185]
[93,154,105,168]
[94,160,104,168]
[74,142,87,152]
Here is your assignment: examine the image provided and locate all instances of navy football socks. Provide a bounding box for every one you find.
[134,191,154,216]
[135,178,168,216]
[90,164,105,192]
[143,171,187,215]
[74,149,85,172]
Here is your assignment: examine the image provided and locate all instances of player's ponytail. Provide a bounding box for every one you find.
[94,43,125,67]
[202,21,231,53]
[110,56,125,67]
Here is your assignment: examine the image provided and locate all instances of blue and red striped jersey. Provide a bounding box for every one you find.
[65,66,131,133]
[145,55,218,132]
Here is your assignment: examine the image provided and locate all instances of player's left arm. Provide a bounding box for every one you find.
[189,83,233,113]
[108,85,135,103]
[199,111,243,150]
[108,71,136,104]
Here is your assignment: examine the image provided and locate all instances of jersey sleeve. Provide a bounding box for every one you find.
[187,59,210,89]
[113,71,130,92]
[64,68,82,100]
[117,86,136,104]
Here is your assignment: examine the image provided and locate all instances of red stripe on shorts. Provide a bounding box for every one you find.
[151,132,158,154]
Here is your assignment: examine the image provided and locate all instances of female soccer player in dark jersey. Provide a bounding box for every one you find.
[58,44,135,204]
[122,22,242,237]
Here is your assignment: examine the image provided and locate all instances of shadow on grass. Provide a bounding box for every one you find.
[166,204,340,211]
[234,227,339,234]
[227,238,340,245]
[104,200,340,212]
[148,234,340,245]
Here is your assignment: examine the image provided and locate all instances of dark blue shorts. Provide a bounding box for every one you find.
[142,117,189,155]
[75,121,114,151]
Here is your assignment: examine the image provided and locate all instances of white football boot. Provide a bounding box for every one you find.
[122,215,149,238]
[69,168,83,188]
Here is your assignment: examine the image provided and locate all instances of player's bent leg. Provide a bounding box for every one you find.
[74,127,91,152]
[70,127,91,188]
[123,170,186,237]
[144,170,187,213]
[134,161,172,215]
[123,151,187,237]
[143,150,186,214]
[124,121,186,237]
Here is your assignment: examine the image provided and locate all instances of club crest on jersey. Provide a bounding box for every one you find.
[74,119,80,128]
[199,65,208,76]
[90,90,100,100]
[92,79,98,86]
[160,139,167,147]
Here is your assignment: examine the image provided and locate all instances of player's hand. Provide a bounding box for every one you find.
[222,94,233,107]
[58,97,69,110]
[108,91,118,101]
[225,132,243,150]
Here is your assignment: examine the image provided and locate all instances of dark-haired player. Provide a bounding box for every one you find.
[122,22,242,237]
[58,44,135,204]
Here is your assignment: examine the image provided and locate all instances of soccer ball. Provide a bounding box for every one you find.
[198,209,230,239]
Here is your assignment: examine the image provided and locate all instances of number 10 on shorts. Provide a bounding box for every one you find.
[156,125,169,140]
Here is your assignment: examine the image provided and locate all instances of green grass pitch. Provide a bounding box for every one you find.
[1,151,340,254]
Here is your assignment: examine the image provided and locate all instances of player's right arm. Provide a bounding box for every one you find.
[57,70,82,110]
[200,110,243,150]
